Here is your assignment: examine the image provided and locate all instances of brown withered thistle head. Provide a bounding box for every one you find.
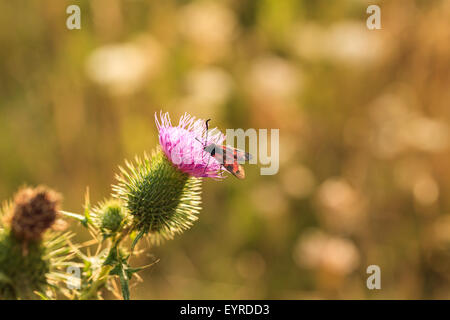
[8,186,61,242]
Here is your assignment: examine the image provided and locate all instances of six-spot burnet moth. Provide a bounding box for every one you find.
[197,119,252,179]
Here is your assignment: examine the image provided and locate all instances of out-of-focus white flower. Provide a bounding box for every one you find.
[290,23,328,60]
[325,21,386,66]
[248,55,302,101]
[393,159,440,206]
[173,67,233,119]
[368,91,450,157]
[316,178,366,233]
[317,179,358,212]
[370,94,409,158]
[85,36,163,95]
[179,2,237,61]
[403,117,449,152]
[412,173,439,206]
[290,21,387,67]
[185,67,233,106]
[281,165,316,199]
[293,230,360,275]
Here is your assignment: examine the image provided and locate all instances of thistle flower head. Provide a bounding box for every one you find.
[0,187,74,300]
[113,149,202,244]
[155,111,226,179]
[8,186,60,242]
[113,112,229,244]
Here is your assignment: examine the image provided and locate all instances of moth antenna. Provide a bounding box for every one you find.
[205,119,211,145]
[203,119,212,176]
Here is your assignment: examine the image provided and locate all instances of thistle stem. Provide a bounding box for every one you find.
[79,264,112,300]
[79,227,131,300]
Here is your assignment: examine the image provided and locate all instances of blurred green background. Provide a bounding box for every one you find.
[1,0,450,299]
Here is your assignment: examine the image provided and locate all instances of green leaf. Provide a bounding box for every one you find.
[103,246,119,266]
[109,262,130,300]
[118,267,130,300]
[130,229,145,254]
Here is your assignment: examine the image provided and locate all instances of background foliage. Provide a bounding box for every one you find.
[1,0,450,299]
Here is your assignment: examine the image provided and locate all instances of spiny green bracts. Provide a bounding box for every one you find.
[0,228,75,300]
[0,187,76,300]
[0,229,49,299]
[113,148,202,244]
[91,199,128,237]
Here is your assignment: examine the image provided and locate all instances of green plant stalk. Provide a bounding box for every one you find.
[79,264,113,300]
[79,227,131,300]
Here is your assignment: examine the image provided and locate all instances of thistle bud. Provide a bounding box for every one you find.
[92,199,127,235]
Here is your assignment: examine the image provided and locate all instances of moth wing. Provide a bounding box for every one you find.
[223,162,245,179]
[222,146,252,163]
[219,146,235,164]
[237,150,252,162]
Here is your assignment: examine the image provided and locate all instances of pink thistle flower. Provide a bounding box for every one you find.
[155,111,226,178]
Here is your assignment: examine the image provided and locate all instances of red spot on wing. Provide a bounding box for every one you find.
[224,162,245,179]
[216,145,249,179]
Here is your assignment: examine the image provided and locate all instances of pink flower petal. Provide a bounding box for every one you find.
[155,111,226,178]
